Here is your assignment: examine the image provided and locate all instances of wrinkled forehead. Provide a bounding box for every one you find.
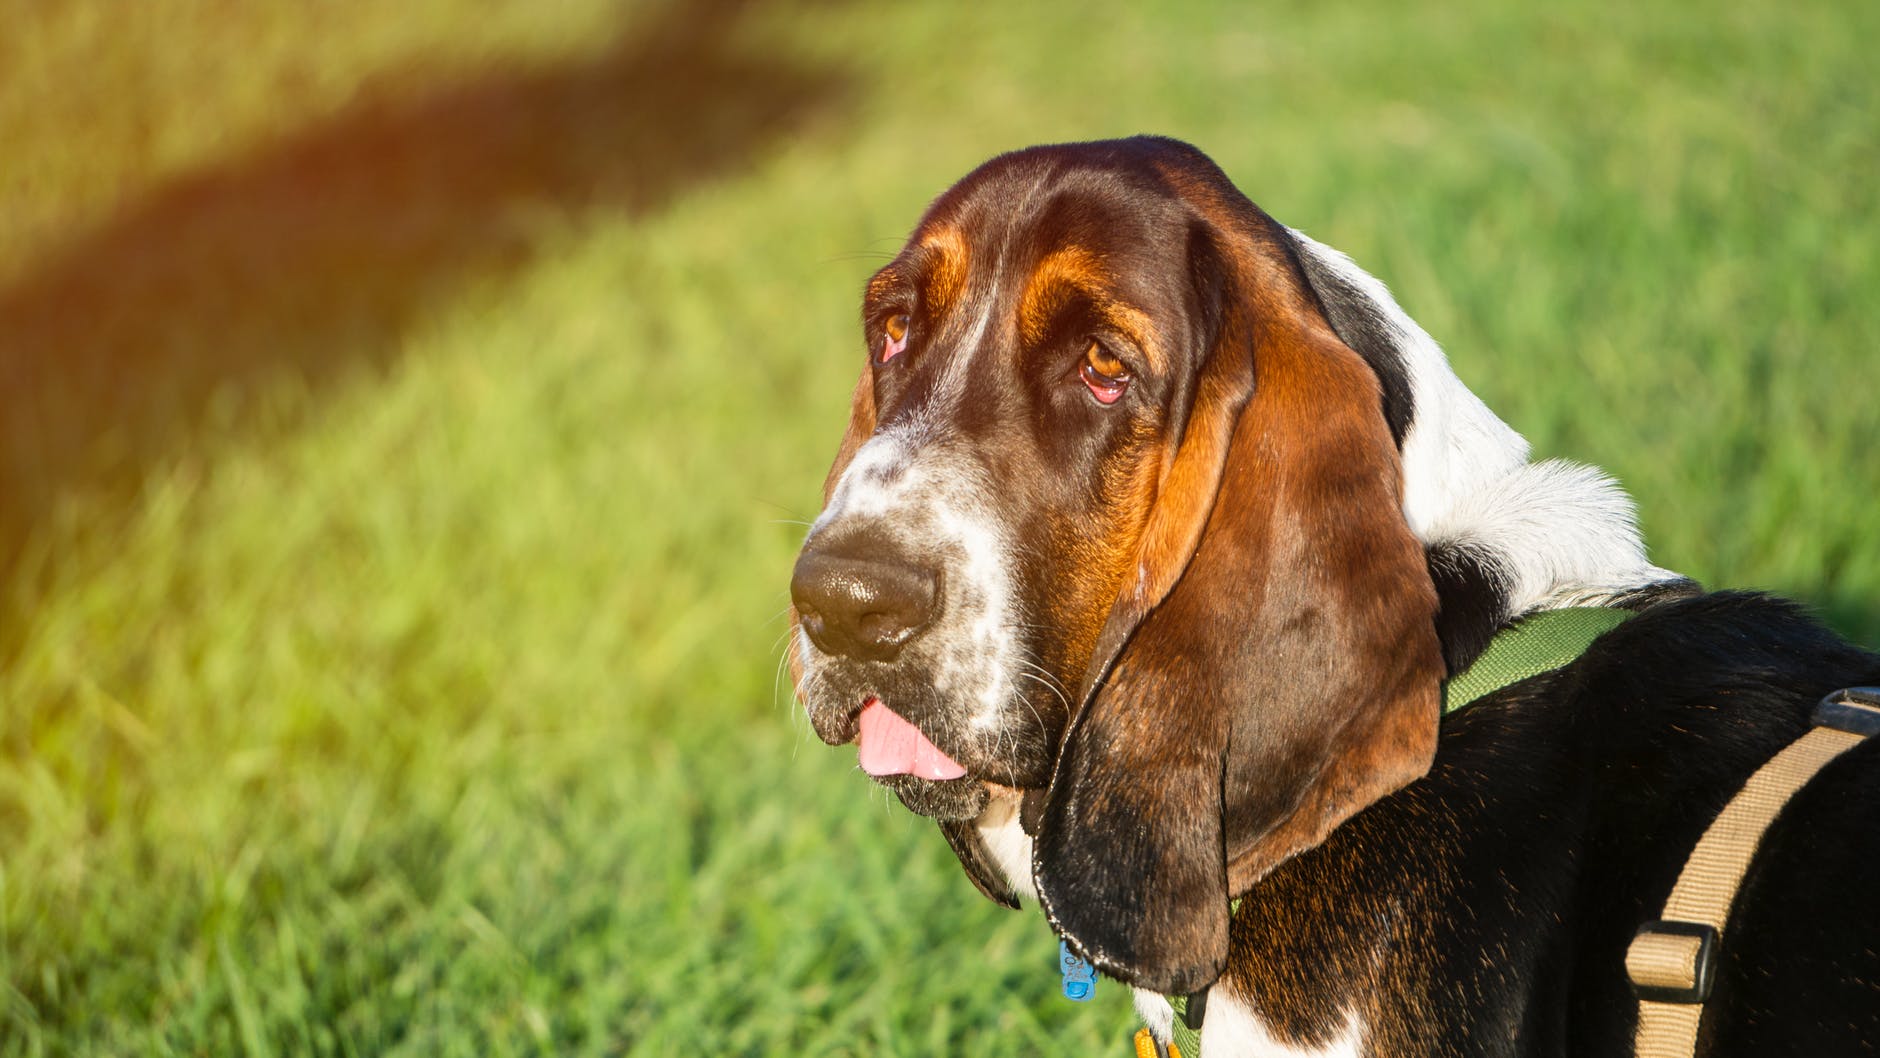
[874,151,1204,343]
[929,151,1192,257]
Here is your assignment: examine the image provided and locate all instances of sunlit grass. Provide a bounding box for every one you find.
[2,0,1875,1053]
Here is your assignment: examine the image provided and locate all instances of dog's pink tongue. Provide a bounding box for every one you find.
[857,699,967,780]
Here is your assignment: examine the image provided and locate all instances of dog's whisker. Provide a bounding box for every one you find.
[1010,680,1056,757]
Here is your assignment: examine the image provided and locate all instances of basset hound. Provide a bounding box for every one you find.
[788,137,1880,1056]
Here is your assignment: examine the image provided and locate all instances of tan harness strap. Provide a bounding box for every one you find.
[1628,688,1880,1058]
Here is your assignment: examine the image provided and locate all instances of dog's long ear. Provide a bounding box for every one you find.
[1033,219,1444,995]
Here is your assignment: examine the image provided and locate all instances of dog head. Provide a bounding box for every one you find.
[790,137,1445,994]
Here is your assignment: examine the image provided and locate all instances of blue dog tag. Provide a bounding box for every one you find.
[1059,940,1096,1001]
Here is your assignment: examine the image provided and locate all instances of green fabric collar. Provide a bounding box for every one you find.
[1158,607,1629,1057]
[1441,606,1632,712]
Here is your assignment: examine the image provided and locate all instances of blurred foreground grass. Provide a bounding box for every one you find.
[1,0,1876,1053]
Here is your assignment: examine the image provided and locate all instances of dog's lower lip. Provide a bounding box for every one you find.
[876,773,989,821]
[806,696,866,746]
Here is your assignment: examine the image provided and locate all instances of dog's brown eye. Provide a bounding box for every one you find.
[1080,341,1129,404]
[879,314,910,362]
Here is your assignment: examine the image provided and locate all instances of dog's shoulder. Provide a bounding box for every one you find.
[1450,591,1880,770]
[1425,591,1880,865]
[1542,592,1880,1050]
[1569,589,1880,718]
[1237,592,1880,1050]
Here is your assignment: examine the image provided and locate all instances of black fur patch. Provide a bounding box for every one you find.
[1603,576,1705,611]
[1289,238,1416,449]
[1426,539,1514,674]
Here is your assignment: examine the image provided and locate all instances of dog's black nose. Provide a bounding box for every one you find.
[791,542,940,662]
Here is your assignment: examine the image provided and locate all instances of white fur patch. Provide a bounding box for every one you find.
[813,425,921,530]
[974,793,1037,902]
[934,501,1018,724]
[1426,458,1678,613]
[1201,988,1364,1058]
[1286,228,1681,612]
[1133,987,1177,1043]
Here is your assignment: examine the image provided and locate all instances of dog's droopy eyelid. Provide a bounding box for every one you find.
[867,299,917,363]
[877,314,911,363]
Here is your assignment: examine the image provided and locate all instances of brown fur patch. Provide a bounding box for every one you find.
[1037,432,1166,697]
[917,226,970,316]
[1016,245,1159,369]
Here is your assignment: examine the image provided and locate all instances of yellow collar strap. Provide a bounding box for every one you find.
[1629,687,1880,1057]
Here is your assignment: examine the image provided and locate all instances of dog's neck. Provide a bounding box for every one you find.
[1286,229,1689,671]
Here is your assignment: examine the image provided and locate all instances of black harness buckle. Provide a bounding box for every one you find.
[1815,687,1880,736]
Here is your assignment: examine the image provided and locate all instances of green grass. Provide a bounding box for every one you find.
[2,0,1876,1053]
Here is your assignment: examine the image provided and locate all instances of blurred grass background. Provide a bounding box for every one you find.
[1,0,1875,1053]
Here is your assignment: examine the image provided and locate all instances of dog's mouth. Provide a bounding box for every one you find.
[800,647,1060,818]
[856,698,966,780]
[828,697,991,821]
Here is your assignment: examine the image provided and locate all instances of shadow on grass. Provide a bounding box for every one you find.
[0,0,848,623]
